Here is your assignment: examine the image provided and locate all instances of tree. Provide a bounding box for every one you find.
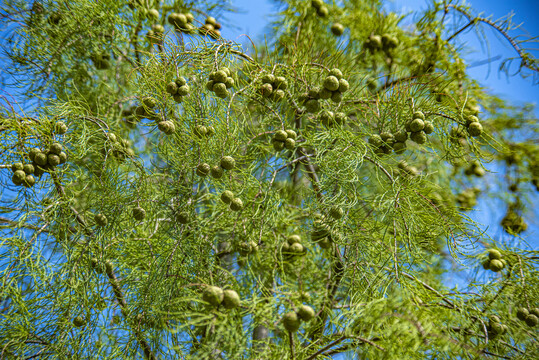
[0,0,538,358]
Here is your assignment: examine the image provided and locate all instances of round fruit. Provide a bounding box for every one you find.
[297,305,315,321]
[530,308,539,317]
[203,286,224,307]
[410,131,427,144]
[95,213,108,227]
[11,162,23,172]
[55,121,68,134]
[194,125,207,138]
[261,73,275,84]
[221,190,234,204]
[230,198,243,212]
[23,175,35,187]
[58,152,67,164]
[489,321,503,335]
[222,289,241,309]
[196,163,210,177]
[318,88,332,99]
[142,97,157,108]
[177,85,190,96]
[489,259,504,272]
[305,99,320,113]
[48,154,61,166]
[284,138,295,150]
[73,316,86,327]
[14,169,26,181]
[220,156,236,170]
[272,140,285,151]
[166,81,178,94]
[329,206,344,220]
[210,165,224,179]
[34,152,48,166]
[482,259,490,270]
[409,118,425,132]
[205,16,217,26]
[423,121,434,134]
[289,243,304,254]
[466,115,479,126]
[525,314,538,327]
[338,79,349,93]
[488,249,502,260]
[287,235,301,245]
[205,80,215,91]
[468,122,483,137]
[285,129,297,140]
[260,83,273,97]
[311,0,323,9]
[23,164,34,175]
[369,134,383,147]
[323,76,340,91]
[393,142,406,154]
[282,312,301,332]
[329,68,343,79]
[334,112,347,125]
[274,76,288,90]
[274,130,288,142]
[213,70,227,83]
[316,6,328,17]
[331,23,344,36]
[175,211,189,224]
[413,111,425,120]
[394,130,408,143]
[225,77,235,89]
[330,91,343,103]
[158,121,176,135]
[133,206,146,221]
[148,9,159,20]
[516,307,529,321]
[320,110,335,126]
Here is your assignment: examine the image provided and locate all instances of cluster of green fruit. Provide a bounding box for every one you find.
[282,304,315,332]
[311,0,328,17]
[455,188,480,209]
[147,24,165,45]
[206,68,235,99]
[193,124,216,139]
[106,133,135,160]
[281,235,307,259]
[167,11,195,33]
[271,129,297,151]
[166,76,190,104]
[464,161,485,177]
[199,16,222,39]
[300,68,349,112]
[364,33,399,53]
[331,23,344,36]
[397,161,419,177]
[238,240,258,256]
[449,126,468,146]
[501,209,527,235]
[129,97,158,124]
[465,115,483,137]
[516,307,539,328]
[197,155,236,179]
[486,316,508,338]
[220,190,244,212]
[311,213,341,249]
[404,111,434,145]
[11,142,68,187]
[368,131,406,155]
[90,53,111,70]
[202,286,240,309]
[481,249,506,273]
[319,110,348,127]
[259,74,288,101]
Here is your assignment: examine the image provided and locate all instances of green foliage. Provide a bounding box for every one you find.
[0,0,538,359]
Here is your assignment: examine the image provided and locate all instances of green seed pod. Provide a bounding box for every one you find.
[211,165,224,179]
[468,122,483,137]
[225,77,235,89]
[142,97,157,108]
[205,16,217,26]
[320,110,335,127]
[530,308,539,317]
[329,68,343,79]
[196,163,210,177]
[175,211,189,224]
[12,170,26,185]
[48,154,61,166]
[409,118,425,132]
[488,249,502,260]
[489,321,504,335]
[221,190,234,204]
[94,213,108,227]
[318,87,332,99]
[11,162,23,172]
[274,130,288,142]
[331,23,344,36]
[220,156,236,170]
[394,130,408,143]
[423,121,434,134]
[176,85,190,96]
[330,91,343,103]
[133,206,146,221]
[23,164,34,175]
[466,115,479,126]
[284,138,296,150]
[274,76,288,90]
[334,112,347,125]
[206,126,216,137]
[311,0,323,8]
[412,111,425,120]
[285,129,297,140]
[260,83,273,97]
[282,312,301,332]
[205,80,215,91]
[148,8,159,20]
[297,305,315,322]
[175,77,187,87]
[290,242,305,255]
[338,79,349,93]
[73,316,86,327]
[393,141,406,154]
[222,289,241,309]
[261,74,275,84]
[194,125,208,138]
[203,285,224,307]
[410,131,427,144]
[368,134,383,148]
[213,70,227,83]
[272,140,285,151]
[323,76,340,91]
[287,235,301,245]
[34,152,48,166]
[489,259,504,272]
[55,121,68,134]
[213,81,227,94]
[230,198,243,211]
[329,206,344,219]
[525,314,538,327]
[166,81,178,95]
[369,34,382,49]
[305,99,320,113]
[516,307,529,321]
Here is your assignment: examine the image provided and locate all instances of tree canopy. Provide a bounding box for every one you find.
[0,0,538,359]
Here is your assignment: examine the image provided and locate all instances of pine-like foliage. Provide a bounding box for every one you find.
[0,0,538,359]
